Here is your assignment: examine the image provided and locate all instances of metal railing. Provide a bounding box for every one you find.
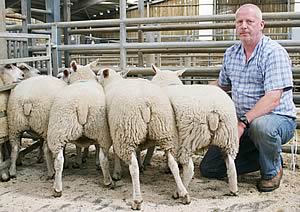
[0,32,52,75]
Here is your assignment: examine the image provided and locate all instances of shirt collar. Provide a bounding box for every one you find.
[240,35,266,63]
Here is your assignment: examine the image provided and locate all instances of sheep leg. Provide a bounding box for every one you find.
[99,147,112,186]
[166,151,191,205]
[143,146,155,168]
[73,146,82,168]
[0,144,10,181]
[9,136,21,178]
[112,151,122,180]
[82,147,89,163]
[43,142,55,179]
[225,154,238,195]
[94,144,100,170]
[136,150,143,171]
[53,149,64,197]
[36,139,44,163]
[182,157,194,189]
[129,152,143,210]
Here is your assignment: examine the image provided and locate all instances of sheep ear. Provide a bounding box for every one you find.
[4,64,12,69]
[63,68,70,77]
[102,68,110,78]
[151,64,160,74]
[70,61,77,72]
[18,64,26,71]
[89,59,101,72]
[89,59,100,67]
[176,69,186,77]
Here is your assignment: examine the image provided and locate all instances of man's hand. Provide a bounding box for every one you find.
[238,121,246,141]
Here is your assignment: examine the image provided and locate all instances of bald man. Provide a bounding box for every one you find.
[200,4,296,192]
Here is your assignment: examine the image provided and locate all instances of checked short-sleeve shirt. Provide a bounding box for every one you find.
[218,35,296,119]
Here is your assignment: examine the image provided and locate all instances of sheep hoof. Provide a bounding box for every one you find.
[1,172,10,182]
[46,174,54,180]
[172,192,179,199]
[9,168,17,178]
[96,164,101,170]
[225,191,239,196]
[112,173,122,181]
[131,200,143,210]
[181,193,191,205]
[104,180,115,189]
[53,190,62,197]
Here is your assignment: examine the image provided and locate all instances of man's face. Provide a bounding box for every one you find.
[235,7,264,44]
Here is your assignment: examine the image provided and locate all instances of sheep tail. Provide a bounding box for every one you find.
[76,104,89,125]
[207,111,220,132]
[23,103,33,116]
[140,102,151,124]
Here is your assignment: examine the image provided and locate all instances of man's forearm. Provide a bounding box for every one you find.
[245,89,282,123]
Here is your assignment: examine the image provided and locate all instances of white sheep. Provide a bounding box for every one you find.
[45,63,113,197]
[7,75,67,179]
[0,64,25,181]
[97,68,190,210]
[57,60,101,169]
[151,65,239,196]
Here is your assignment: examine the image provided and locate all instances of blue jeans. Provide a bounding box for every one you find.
[200,114,296,180]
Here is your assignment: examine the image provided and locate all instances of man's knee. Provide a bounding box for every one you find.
[249,115,276,141]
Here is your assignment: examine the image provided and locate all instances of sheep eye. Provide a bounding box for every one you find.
[19,66,26,70]
[4,64,12,69]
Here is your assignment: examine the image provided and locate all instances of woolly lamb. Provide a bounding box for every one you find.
[97,68,190,210]
[151,65,239,195]
[45,63,112,197]
[7,75,67,179]
[0,64,25,181]
[57,60,101,169]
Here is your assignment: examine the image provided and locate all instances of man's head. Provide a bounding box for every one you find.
[235,4,264,45]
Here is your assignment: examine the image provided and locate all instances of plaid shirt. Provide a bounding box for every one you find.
[219,35,296,119]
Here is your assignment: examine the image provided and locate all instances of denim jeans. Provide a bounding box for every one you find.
[199,114,296,179]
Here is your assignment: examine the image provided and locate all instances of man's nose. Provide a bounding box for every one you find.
[241,21,247,28]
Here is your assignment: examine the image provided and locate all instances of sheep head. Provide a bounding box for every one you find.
[17,63,41,79]
[97,67,122,87]
[151,64,185,87]
[64,60,97,84]
[0,64,24,85]
[87,58,101,73]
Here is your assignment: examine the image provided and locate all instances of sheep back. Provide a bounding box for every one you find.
[47,80,111,155]
[7,76,66,140]
[164,84,238,164]
[105,79,176,162]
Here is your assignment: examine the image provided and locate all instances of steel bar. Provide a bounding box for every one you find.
[0,56,50,65]
[0,32,50,39]
[68,20,300,34]
[6,12,300,31]
[31,8,52,14]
